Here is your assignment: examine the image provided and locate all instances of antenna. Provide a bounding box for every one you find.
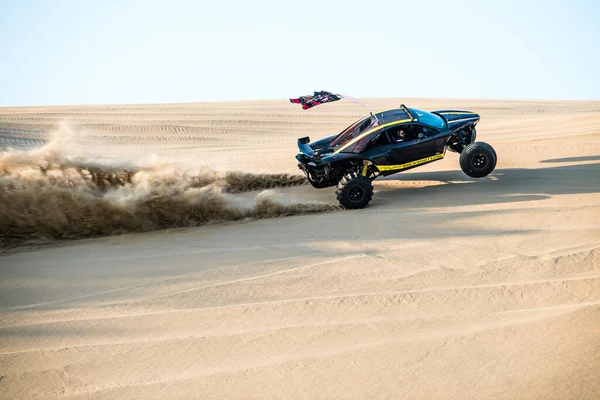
[339,95,380,124]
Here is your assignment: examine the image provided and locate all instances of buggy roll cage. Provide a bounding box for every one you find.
[399,104,415,120]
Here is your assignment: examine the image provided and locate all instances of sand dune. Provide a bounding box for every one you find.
[0,98,599,399]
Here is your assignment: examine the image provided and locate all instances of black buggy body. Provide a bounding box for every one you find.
[293,100,497,209]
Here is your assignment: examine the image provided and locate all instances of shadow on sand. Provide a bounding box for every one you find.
[540,155,600,163]
[374,162,600,210]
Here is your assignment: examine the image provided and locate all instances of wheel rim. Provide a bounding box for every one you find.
[471,153,488,170]
[349,186,365,202]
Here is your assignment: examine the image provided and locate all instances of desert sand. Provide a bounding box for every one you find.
[0,98,599,399]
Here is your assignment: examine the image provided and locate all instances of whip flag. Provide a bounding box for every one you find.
[289,91,342,110]
[290,90,378,122]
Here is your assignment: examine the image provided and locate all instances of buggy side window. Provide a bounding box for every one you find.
[388,124,439,143]
[386,125,409,143]
[370,131,391,148]
[416,125,438,137]
[331,117,379,148]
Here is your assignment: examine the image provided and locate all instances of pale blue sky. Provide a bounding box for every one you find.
[1,0,598,106]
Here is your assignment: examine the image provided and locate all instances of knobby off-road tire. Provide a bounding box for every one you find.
[336,172,374,209]
[459,141,497,178]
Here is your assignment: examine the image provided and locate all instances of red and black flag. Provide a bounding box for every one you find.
[290,91,342,110]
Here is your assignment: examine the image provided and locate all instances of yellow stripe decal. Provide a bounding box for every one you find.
[334,118,413,154]
[376,153,444,172]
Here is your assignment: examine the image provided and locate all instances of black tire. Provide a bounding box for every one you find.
[459,142,497,178]
[470,127,477,144]
[335,172,374,209]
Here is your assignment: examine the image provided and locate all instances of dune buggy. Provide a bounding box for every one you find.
[291,92,497,209]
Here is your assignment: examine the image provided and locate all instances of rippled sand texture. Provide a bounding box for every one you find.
[1,98,599,399]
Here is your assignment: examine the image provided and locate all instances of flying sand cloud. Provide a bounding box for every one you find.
[0,123,338,246]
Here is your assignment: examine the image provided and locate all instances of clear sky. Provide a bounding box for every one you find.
[1,0,599,106]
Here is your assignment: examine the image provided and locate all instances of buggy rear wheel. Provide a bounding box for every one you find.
[335,172,373,209]
[459,141,497,178]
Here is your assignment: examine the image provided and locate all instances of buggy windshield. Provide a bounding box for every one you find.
[330,115,379,149]
[407,107,446,129]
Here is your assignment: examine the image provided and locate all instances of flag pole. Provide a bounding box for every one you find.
[338,95,379,123]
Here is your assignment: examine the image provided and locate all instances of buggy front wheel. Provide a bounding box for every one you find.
[459,142,497,178]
